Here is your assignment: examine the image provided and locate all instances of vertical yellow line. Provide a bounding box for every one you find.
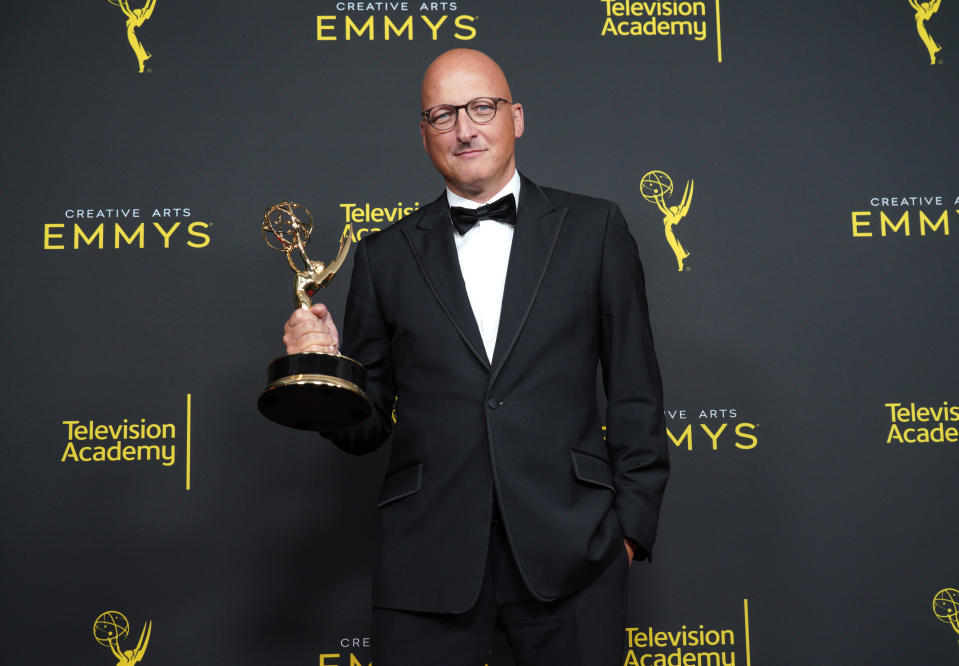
[743,598,751,666]
[715,0,723,63]
[186,393,192,491]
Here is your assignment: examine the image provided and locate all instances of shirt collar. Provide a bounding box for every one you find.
[446,169,522,214]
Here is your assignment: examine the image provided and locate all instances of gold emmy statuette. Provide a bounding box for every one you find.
[640,170,694,272]
[93,610,151,665]
[257,201,372,431]
[106,0,156,74]
[933,588,959,644]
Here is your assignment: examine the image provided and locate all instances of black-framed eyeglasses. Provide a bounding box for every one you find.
[421,97,512,131]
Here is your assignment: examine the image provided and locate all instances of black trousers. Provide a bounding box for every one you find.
[371,519,628,666]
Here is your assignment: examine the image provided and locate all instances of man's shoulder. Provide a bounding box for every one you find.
[355,194,444,249]
[527,178,621,217]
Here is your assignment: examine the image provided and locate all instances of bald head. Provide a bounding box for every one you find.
[418,48,524,202]
[420,49,513,110]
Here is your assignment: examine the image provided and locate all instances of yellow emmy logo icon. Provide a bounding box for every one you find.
[640,170,695,271]
[93,610,152,664]
[107,0,156,73]
[909,0,942,64]
[933,588,959,644]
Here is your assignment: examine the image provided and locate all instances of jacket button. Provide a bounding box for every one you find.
[487,398,499,409]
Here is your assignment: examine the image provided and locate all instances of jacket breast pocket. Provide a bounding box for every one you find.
[377,463,423,508]
[535,281,587,303]
[569,450,615,493]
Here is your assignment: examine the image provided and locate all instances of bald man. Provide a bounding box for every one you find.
[283,49,668,665]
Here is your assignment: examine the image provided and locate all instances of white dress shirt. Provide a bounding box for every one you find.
[446,170,521,363]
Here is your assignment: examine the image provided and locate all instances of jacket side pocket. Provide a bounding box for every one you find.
[569,450,615,492]
[377,463,423,508]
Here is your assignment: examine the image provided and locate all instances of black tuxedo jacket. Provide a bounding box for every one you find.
[326,175,667,613]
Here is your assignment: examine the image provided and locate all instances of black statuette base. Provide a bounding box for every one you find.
[257,352,372,431]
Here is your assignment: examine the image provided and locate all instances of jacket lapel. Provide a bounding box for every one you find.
[402,193,490,370]
[489,176,568,383]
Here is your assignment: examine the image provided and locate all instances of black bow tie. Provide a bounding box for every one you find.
[450,194,517,235]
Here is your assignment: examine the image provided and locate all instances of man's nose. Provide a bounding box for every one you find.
[454,108,478,142]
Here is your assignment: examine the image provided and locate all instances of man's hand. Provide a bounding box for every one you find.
[624,538,637,566]
[283,303,339,354]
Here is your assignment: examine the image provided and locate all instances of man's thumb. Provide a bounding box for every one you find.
[310,303,329,320]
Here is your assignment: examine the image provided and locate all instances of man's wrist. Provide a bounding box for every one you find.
[624,537,648,562]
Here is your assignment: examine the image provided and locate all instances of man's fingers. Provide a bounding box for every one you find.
[282,304,339,354]
[286,315,323,337]
[284,307,320,333]
[299,343,338,353]
[297,331,334,346]
[284,330,335,354]
[310,303,340,342]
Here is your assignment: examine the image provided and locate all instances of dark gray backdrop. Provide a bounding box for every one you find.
[2,1,957,663]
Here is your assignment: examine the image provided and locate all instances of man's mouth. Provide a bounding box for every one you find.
[454,148,486,158]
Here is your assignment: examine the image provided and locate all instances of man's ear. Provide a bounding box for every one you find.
[511,103,525,139]
[419,121,428,152]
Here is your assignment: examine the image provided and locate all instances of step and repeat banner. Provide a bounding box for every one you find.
[2,1,957,664]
